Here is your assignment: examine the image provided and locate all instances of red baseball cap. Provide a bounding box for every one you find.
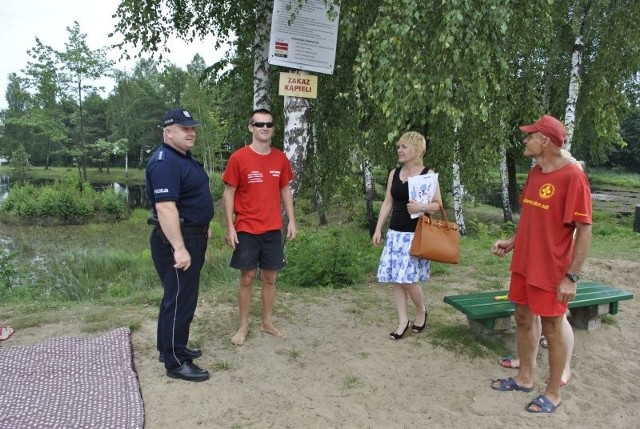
[519,114,566,147]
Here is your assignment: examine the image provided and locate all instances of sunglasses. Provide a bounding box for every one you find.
[251,121,274,128]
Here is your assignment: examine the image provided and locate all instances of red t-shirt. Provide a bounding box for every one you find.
[222,146,293,234]
[511,163,592,291]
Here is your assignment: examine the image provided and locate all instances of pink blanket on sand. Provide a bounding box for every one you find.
[0,327,144,428]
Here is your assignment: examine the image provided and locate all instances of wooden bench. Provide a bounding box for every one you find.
[443,281,634,335]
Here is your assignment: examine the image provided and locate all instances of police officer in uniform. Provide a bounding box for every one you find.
[146,108,213,382]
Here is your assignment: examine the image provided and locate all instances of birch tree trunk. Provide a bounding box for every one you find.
[362,143,376,236]
[498,120,514,222]
[564,7,587,152]
[253,2,273,110]
[452,136,466,235]
[283,70,311,201]
[281,75,310,245]
[498,144,514,223]
[310,125,327,225]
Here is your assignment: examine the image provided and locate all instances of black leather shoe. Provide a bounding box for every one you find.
[166,361,209,382]
[158,348,203,363]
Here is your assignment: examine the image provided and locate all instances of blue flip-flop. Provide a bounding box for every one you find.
[525,394,561,413]
[490,377,533,392]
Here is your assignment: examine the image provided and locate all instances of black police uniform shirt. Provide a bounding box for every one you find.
[146,143,214,226]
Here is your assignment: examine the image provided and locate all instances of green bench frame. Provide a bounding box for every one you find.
[443,281,633,334]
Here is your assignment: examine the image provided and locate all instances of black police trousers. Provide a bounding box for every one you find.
[150,228,208,369]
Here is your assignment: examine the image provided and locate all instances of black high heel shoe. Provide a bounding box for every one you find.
[412,309,428,333]
[389,321,411,340]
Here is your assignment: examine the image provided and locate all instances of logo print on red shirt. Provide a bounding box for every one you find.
[539,184,555,199]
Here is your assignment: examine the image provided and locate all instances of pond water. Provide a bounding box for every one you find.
[0,175,150,209]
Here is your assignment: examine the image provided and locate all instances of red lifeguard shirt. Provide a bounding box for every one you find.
[222,145,293,234]
[511,163,592,291]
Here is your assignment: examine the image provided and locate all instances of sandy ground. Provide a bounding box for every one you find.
[3,256,640,428]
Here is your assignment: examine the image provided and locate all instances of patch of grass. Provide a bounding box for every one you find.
[128,321,142,332]
[602,314,618,326]
[589,233,640,260]
[211,360,234,371]
[288,348,302,362]
[343,374,361,389]
[429,320,512,359]
[588,168,640,188]
[8,310,61,329]
[81,306,156,333]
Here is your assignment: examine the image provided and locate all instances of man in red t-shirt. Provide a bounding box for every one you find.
[222,108,297,346]
[489,115,592,413]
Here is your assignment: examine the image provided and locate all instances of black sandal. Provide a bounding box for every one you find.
[412,309,428,333]
[389,321,411,340]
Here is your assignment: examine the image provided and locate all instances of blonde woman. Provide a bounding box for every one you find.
[372,132,443,340]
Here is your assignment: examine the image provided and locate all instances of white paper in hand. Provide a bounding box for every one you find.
[408,173,438,219]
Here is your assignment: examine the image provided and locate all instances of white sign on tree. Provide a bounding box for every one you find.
[268,0,340,75]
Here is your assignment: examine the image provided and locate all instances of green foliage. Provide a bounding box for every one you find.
[592,211,635,237]
[607,108,640,171]
[2,0,639,214]
[10,144,30,183]
[0,165,146,186]
[0,177,128,224]
[0,252,21,290]
[465,217,515,239]
[47,249,154,301]
[96,188,129,218]
[209,172,225,201]
[588,168,640,188]
[280,226,378,288]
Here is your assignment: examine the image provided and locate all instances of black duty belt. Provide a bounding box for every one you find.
[147,217,208,235]
[180,225,209,235]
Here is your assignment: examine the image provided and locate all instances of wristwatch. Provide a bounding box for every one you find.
[566,272,579,282]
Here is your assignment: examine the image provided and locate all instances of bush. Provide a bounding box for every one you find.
[95,189,128,219]
[280,226,378,288]
[0,177,128,224]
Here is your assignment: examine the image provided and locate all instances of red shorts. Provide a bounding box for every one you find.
[508,272,567,317]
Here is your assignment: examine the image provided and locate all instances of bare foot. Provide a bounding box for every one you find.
[260,323,287,339]
[0,325,15,341]
[545,376,569,387]
[499,357,520,369]
[231,327,248,346]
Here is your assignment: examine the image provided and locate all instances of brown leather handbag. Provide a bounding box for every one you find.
[409,203,460,264]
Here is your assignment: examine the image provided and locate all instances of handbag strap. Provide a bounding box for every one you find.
[425,202,458,231]
[435,202,449,222]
